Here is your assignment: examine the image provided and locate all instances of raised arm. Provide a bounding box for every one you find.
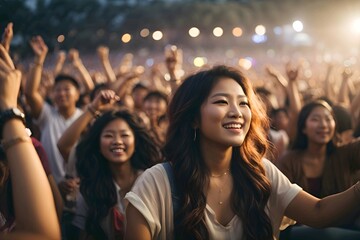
[97,45,116,83]
[337,67,352,107]
[165,45,183,94]
[285,183,360,228]
[68,48,94,94]
[24,36,48,119]
[53,50,66,77]
[285,63,302,141]
[0,44,60,240]
[1,22,13,52]
[57,90,119,162]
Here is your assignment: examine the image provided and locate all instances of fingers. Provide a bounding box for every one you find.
[0,44,15,70]
[1,22,13,52]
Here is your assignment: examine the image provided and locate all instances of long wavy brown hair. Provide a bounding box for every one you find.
[164,65,273,239]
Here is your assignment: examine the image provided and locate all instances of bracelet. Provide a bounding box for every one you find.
[87,105,101,118]
[354,181,360,200]
[1,136,31,151]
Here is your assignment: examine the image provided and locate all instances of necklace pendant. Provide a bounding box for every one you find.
[219,201,223,205]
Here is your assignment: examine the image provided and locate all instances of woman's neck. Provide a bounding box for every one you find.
[110,161,136,188]
[305,142,327,158]
[200,141,232,176]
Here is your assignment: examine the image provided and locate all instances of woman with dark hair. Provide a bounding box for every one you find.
[72,110,162,239]
[125,65,360,240]
[278,100,360,238]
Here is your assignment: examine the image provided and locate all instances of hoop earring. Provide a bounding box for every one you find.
[193,129,197,142]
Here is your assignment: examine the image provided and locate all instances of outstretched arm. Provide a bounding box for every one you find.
[285,182,360,228]
[0,44,60,240]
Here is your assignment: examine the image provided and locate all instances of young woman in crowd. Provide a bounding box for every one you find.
[72,109,162,239]
[124,65,360,240]
[277,100,360,238]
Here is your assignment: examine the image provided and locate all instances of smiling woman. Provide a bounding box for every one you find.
[124,65,360,240]
[72,110,162,239]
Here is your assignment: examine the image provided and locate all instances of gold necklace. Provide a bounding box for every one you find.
[210,170,231,205]
[210,169,230,178]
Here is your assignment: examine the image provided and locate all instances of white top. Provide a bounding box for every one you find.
[34,103,83,183]
[72,182,125,239]
[125,159,302,240]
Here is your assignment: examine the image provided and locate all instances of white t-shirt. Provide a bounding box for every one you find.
[125,159,302,240]
[72,182,125,239]
[34,103,83,183]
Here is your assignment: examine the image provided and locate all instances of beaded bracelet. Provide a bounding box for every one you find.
[1,136,31,151]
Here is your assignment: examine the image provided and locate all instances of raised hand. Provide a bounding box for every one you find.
[286,63,299,82]
[1,22,13,52]
[29,35,48,64]
[97,45,109,60]
[90,89,120,113]
[0,44,21,110]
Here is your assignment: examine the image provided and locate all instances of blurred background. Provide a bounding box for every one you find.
[1,0,360,71]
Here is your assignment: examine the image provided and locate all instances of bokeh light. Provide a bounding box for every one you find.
[238,58,252,70]
[140,28,150,37]
[213,27,223,37]
[232,27,243,37]
[255,25,266,35]
[57,34,65,43]
[152,31,163,40]
[189,27,200,37]
[351,18,360,34]
[121,33,132,43]
[193,57,207,67]
[292,20,304,32]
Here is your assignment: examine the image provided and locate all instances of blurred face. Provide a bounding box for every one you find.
[302,106,335,145]
[53,80,79,109]
[132,88,148,110]
[272,111,289,131]
[199,78,252,148]
[100,119,135,164]
[143,96,167,119]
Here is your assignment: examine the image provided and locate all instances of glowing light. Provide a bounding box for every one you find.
[140,28,150,37]
[352,18,360,34]
[232,27,243,37]
[57,35,65,43]
[252,34,267,43]
[292,20,304,32]
[146,58,154,67]
[189,27,200,37]
[193,57,207,67]
[238,58,252,70]
[255,25,266,35]
[213,27,223,37]
[152,31,163,40]
[273,26,282,35]
[121,33,131,43]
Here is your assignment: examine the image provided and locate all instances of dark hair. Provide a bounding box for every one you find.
[54,74,80,90]
[332,105,352,133]
[291,100,336,154]
[89,83,109,101]
[164,65,272,239]
[76,109,162,238]
[143,90,169,104]
[132,83,148,93]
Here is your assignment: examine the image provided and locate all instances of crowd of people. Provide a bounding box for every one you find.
[0,21,360,240]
